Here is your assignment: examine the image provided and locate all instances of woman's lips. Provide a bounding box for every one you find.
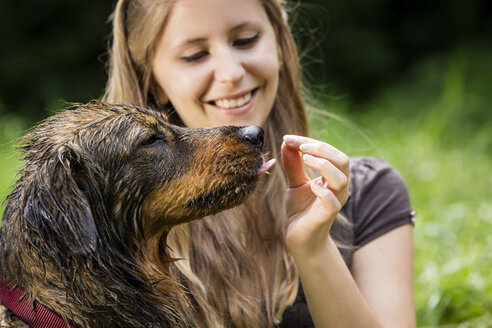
[207,88,258,112]
[215,91,251,108]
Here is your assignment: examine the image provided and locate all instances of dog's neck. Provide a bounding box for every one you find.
[134,229,186,298]
[0,219,188,328]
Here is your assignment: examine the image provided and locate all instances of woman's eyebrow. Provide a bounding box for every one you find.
[171,37,206,53]
[231,21,263,33]
[231,22,250,32]
[171,22,259,52]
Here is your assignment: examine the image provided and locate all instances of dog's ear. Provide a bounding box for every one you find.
[22,145,99,257]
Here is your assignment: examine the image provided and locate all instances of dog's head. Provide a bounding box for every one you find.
[4,101,275,256]
[1,100,279,328]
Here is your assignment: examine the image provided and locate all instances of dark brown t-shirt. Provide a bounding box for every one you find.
[278,157,415,328]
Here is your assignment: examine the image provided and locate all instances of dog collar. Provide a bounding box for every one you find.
[0,279,77,328]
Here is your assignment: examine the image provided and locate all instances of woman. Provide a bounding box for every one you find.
[103,0,416,327]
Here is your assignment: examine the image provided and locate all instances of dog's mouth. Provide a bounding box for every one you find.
[186,156,276,215]
[187,176,256,211]
[257,158,276,175]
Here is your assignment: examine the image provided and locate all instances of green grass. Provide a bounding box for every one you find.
[0,113,26,206]
[1,46,491,327]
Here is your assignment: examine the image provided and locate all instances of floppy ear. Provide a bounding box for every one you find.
[22,146,99,258]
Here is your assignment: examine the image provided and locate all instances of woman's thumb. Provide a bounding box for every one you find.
[281,138,310,188]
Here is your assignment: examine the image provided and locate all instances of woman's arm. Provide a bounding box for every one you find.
[292,236,384,328]
[281,135,415,328]
[352,224,416,327]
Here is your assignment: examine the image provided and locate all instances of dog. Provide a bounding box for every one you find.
[0,101,276,328]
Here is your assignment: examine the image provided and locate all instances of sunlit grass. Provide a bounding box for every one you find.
[0,113,26,208]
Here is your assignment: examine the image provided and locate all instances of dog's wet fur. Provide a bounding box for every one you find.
[0,101,269,327]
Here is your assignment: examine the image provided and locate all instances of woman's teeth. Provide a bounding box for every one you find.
[215,92,252,109]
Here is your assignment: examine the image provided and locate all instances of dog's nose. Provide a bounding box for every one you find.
[240,126,264,149]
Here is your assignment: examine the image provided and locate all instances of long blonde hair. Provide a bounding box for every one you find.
[103,0,308,326]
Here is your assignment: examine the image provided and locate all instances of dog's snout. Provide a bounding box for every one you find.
[240,126,264,149]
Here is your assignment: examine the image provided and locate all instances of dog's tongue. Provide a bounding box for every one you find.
[257,158,277,175]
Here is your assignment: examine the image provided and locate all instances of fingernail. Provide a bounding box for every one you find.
[299,144,310,152]
[283,135,295,145]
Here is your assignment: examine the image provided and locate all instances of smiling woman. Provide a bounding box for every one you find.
[151,0,281,128]
[99,0,416,327]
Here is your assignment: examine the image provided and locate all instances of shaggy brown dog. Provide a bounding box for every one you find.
[0,102,274,328]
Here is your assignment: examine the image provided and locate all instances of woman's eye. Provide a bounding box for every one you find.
[233,33,260,47]
[180,51,208,63]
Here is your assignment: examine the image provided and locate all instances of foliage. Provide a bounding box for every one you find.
[0,107,26,206]
[298,0,492,101]
[0,0,113,121]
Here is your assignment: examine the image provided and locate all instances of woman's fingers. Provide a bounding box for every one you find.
[284,135,350,175]
[303,154,349,197]
[299,142,350,175]
[310,181,342,217]
[283,135,350,205]
[281,140,311,189]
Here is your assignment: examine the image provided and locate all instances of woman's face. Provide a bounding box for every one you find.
[152,0,281,128]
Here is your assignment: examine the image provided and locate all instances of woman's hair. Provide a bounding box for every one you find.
[103,0,308,326]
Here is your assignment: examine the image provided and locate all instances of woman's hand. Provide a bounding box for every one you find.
[281,135,350,258]
[281,136,413,328]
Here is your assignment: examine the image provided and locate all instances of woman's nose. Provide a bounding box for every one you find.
[213,49,245,86]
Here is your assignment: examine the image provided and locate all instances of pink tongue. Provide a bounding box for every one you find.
[257,158,277,175]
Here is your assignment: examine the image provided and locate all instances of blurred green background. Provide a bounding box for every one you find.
[1,0,491,326]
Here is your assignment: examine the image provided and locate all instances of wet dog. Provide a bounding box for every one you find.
[0,101,275,327]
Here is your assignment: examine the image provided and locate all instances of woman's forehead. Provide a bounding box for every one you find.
[163,0,270,40]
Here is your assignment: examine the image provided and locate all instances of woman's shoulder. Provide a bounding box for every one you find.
[349,156,403,180]
[348,156,410,202]
[342,157,414,246]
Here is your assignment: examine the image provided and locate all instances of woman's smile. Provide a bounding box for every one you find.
[205,88,258,115]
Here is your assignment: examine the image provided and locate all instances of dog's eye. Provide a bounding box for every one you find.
[140,134,165,147]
